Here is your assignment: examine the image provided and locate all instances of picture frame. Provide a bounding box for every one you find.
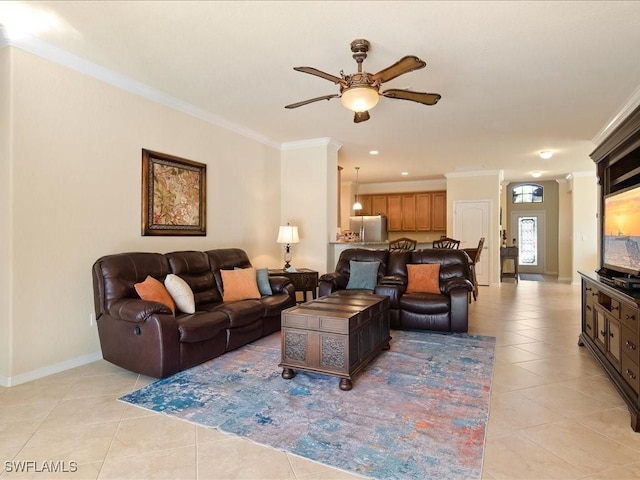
[141,149,206,236]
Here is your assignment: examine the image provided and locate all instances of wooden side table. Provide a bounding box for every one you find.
[268,268,318,302]
[500,246,519,282]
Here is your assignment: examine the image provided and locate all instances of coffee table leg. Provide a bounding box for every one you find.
[281,368,296,379]
[339,378,352,391]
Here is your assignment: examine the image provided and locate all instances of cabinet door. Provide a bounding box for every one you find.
[607,316,622,370]
[595,306,607,353]
[359,195,372,216]
[431,191,447,231]
[402,194,416,231]
[415,193,432,231]
[372,195,388,216]
[387,195,402,231]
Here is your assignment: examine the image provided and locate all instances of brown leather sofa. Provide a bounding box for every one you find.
[92,248,296,378]
[319,248,473,333]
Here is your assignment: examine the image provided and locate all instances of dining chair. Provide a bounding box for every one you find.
[432,237,461,249]
[389,237,418,251]
[463,237,485,301]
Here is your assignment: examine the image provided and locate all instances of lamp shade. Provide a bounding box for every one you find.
[341,86,379,112]
[277,225,299,244]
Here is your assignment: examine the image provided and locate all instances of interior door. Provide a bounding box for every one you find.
[453,201,491,286]
[510,211,545,274]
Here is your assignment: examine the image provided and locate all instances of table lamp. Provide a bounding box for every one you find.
[277,224,300,271]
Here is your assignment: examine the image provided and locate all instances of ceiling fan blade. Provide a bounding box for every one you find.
[354,111,370,123]
[382,89,441,106]
[293,66,344,85]
[372,56,426,83]
[285,94,340,109]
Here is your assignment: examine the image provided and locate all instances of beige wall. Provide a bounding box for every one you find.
[445,171,502,284]
[2,48,283,385]
[557,180,573,281]
[505,180,560,275]
[0,47,12,379]
[572,172,598,283]
[281,139,340,275]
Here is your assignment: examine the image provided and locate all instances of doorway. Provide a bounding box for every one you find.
[454,200,491,286]
[510,211,545,274]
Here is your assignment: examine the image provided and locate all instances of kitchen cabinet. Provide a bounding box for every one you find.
[358,195,373,216]
[431,192,447,231]
[354,191,446,232]
[401,194,416,230]
[415,193,431,231]
[372,195,388,216]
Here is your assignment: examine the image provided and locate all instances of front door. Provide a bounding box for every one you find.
[453,200,491,286]
[510,211,545,274]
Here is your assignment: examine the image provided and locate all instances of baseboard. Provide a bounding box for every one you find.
[0,351,103,387]
[558,276,573,283]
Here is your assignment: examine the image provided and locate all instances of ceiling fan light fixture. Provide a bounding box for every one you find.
[341,86,379,112]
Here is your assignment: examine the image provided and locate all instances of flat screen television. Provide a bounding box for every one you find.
[602,184,640,278]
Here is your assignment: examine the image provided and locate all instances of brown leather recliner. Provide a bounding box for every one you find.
[92,248,296,378]
[319,248,473,333]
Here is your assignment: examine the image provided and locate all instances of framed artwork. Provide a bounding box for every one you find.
[141,149,206,236]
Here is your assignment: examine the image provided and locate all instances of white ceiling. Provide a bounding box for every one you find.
[3,1,640,184]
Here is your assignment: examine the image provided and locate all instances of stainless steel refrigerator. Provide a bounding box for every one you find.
[349,215,388,242]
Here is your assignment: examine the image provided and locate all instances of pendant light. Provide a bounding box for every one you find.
[352,167,362,211]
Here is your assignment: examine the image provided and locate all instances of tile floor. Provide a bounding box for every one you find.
[2,279,640,479]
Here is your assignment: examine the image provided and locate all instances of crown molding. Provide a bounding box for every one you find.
[281,138,342,151]
[6,35,282,149]
[444,169,504,179]
[571,170,596,178]
[592,84,640,147]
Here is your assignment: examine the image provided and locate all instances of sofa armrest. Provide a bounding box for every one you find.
[107,298,173,323]
[442,277,474,294]
[374,284,404,308]
[318,272,348,292]
[268,275,290,294]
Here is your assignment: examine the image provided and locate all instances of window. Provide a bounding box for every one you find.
[518,217,538,265]
[512,184,543,203]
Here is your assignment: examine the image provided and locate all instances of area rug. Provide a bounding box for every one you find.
[120,330,495,479]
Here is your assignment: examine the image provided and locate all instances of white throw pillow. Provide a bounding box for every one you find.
[164,274,195,314]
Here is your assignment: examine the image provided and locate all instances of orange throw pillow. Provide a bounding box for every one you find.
[406,264,441,294]
[134,275,176,315]
[221,267,261,301]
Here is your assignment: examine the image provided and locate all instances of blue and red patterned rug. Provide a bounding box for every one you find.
[120,330,495,479]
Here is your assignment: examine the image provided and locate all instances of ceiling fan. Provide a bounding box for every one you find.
[285,39,441,123]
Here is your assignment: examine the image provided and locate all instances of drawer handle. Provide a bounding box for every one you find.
[600,330,606,337]
[586,305,592,311]
[626,341,637,351]
[609,331,615,338]
[586,287,592,292]
[626,314,637,321]
[612,305,619,312]
[626,369,637,380]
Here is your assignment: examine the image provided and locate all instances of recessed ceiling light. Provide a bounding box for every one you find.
[401,172,409,176]
[531,171,542,178]
[539,150,553,160]
[369,150,379,155]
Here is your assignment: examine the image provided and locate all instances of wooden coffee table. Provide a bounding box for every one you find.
[279,293,391,390]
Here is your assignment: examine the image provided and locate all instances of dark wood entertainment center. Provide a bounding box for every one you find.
[579,104,640,431]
